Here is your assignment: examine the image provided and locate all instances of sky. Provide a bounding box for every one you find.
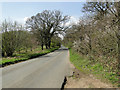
[1,2,86,24]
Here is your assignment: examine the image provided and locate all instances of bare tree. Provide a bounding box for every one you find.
[26,10,69,50]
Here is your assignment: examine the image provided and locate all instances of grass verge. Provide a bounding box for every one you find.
[69,48,119,87]
[0,47,59,67]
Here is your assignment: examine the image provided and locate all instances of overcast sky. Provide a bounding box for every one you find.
[1,2,85,24]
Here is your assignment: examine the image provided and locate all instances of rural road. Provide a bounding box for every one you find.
[2,46,72,88]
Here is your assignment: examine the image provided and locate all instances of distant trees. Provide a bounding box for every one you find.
[1,10,68,57]
[1,20,21,56]
[26,10,69,50]
[1,20,37,57]
[51,35,62,48]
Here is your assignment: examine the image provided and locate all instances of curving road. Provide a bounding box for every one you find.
[2,46,71,88]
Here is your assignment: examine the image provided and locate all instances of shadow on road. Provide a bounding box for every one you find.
[41,55,51,57]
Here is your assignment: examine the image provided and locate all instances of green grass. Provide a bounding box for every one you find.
[69,48,119,87]
[1,47,59,67]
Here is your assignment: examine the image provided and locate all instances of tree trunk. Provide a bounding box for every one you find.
[48,40,51,49]
[45,44,48,49]
[41,44,43,50]
[89,38,92,61]
[2,52,5,57]
[6,52,13,57]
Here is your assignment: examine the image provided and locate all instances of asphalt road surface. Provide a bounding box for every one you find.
[2,46,71,88]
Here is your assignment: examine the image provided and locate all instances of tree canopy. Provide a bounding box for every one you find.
[26,10,69,49]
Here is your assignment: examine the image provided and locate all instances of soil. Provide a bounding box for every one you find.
[65,67,117,88]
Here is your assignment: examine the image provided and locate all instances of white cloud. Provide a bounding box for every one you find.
[11,17,29,24]
[70,16,79,24]
[24,17,29,22]
[65,16,79,26]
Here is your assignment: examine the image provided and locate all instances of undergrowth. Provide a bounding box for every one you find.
[69,48,119,87]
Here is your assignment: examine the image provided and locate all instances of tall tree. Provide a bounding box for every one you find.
[26,10,69,50]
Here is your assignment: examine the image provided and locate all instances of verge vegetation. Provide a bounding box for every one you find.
[69,48,118,87]
[1,46,59,67]
[63,2,120,87]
